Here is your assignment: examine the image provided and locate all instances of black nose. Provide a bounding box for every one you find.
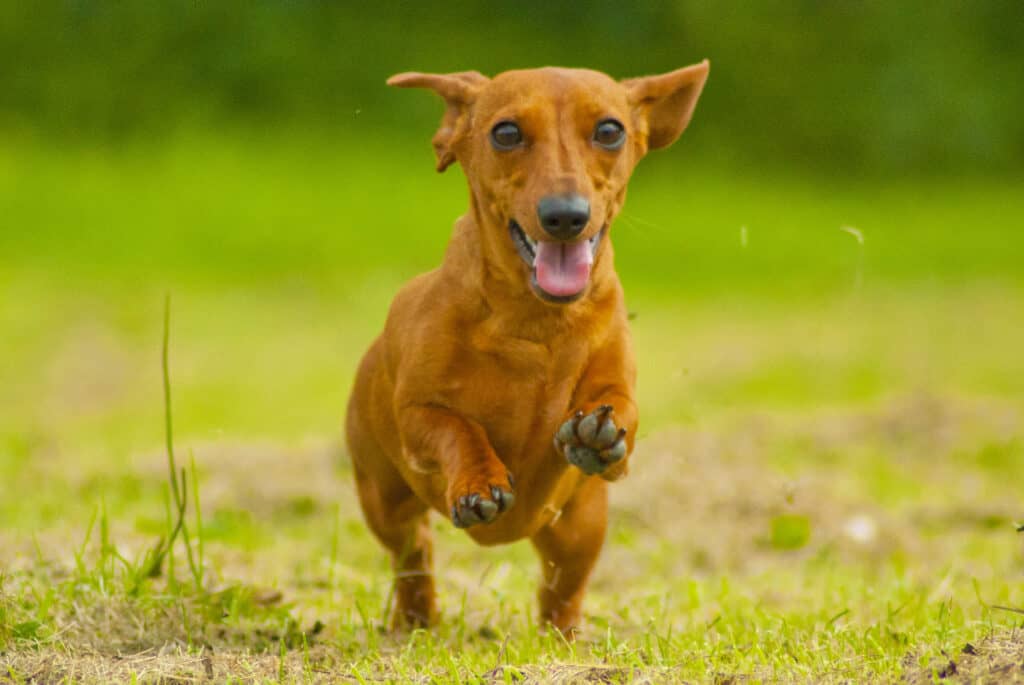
[537,194,590,240]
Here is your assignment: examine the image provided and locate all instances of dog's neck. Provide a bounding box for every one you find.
[439,203,622,340]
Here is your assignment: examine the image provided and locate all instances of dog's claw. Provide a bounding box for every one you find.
[555,406,628,475]
[451,504,466,528]
[490,485,515,512]
[450,477,515,529]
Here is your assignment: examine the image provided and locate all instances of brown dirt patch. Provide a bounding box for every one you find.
[904,631,1024,684]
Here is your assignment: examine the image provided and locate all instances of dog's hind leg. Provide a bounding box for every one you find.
[347,343,437,629]
[530,476,608,637]
[351,458,437,629]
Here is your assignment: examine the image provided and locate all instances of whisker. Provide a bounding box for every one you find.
[613,212,646,233]
[617,211,664,231]
[616,210,695,250]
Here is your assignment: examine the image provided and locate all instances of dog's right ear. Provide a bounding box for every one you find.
[387,71,488,172]
[623,61,709,151]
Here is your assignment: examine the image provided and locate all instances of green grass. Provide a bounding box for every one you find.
[1,133,1023,682]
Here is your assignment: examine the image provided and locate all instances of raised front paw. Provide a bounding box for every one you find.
[555,405,627,475]
[449,474,516,529]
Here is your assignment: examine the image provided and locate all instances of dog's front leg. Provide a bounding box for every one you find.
[554,332,638,482]
[398,403,516,528]
[534,332,636,635]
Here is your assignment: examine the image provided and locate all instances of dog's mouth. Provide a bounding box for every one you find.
[509,220,604,303]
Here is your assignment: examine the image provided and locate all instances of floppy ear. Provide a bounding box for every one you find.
[623,60,709,151]
[387,71,488,172]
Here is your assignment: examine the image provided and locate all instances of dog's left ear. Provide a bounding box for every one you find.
[623,60,709,151]
[387,71,488,172]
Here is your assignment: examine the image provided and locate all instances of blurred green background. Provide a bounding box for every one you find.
[1,0,1022,460]
[2,5,1023,679]
[5,2,1024,173]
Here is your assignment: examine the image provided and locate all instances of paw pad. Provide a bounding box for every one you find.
[450,477,515,528]
[554,405,627,475]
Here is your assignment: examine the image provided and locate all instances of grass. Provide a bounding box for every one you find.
[1,132,1023,682]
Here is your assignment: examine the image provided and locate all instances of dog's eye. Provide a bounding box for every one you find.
[490,121,524,150]
[593,119,626,150]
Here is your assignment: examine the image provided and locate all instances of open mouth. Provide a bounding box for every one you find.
[509,220,604,303]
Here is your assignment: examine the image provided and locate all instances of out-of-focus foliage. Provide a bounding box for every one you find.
[2,1,1022,175]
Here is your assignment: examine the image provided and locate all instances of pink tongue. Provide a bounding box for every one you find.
[534,240,593,297]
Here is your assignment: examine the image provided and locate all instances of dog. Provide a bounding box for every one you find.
[345,62,709,635]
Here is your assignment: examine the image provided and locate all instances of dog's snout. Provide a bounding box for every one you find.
[537,194,590,240]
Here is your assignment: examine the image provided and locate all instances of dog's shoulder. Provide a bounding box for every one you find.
[385,270,444,331]
[381,267,477,358]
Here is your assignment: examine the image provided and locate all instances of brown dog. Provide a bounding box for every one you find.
[345,62,709,634]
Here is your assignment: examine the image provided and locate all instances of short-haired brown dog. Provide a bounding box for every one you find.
[346,62,709,635]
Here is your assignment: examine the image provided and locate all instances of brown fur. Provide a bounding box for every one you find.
[345,62,709,634]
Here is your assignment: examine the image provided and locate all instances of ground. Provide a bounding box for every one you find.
[1,135,1022,682]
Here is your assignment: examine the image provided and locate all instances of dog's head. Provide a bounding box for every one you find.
[389,63,709,304]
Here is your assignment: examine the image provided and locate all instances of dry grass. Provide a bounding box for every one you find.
[904,631,1024,684]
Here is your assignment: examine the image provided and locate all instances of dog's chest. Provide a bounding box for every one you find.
[452,331,588,462]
